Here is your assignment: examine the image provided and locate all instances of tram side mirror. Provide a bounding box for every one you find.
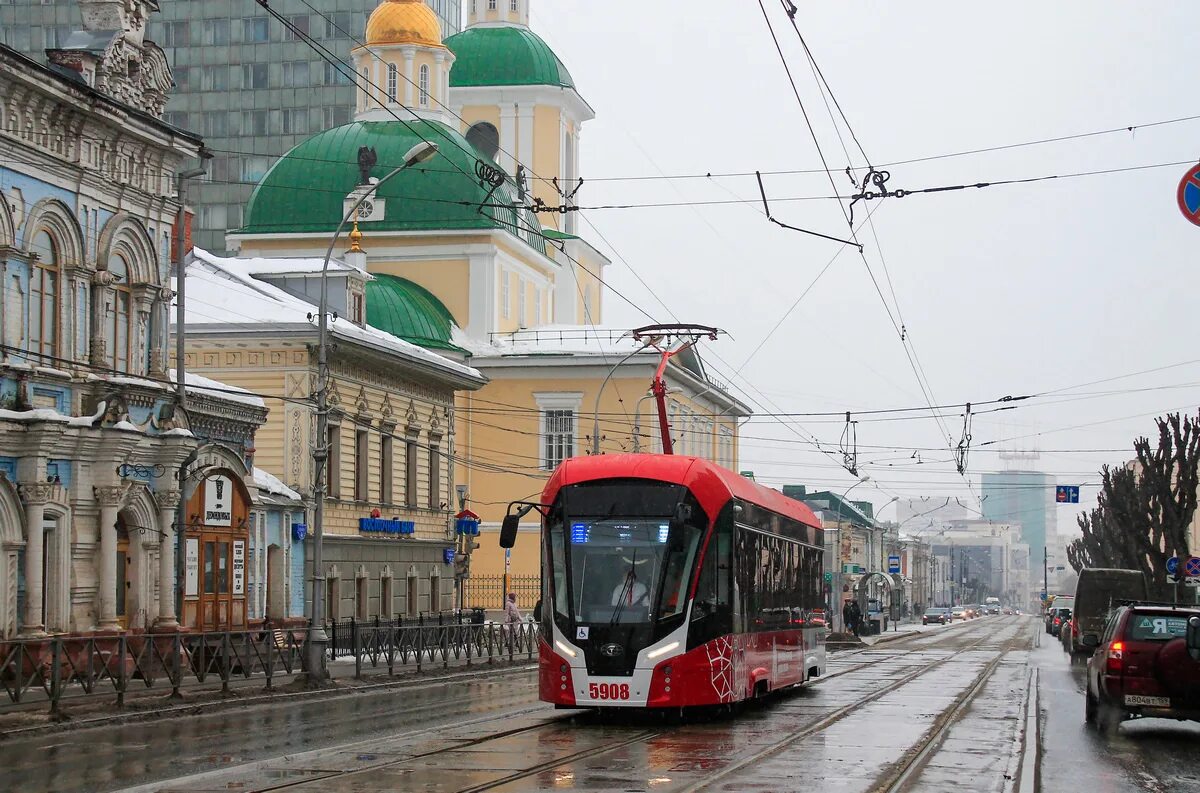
[499,515,520,549]
[1188,616,1200,661]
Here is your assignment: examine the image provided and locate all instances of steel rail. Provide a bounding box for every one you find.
[678,619,1027,793]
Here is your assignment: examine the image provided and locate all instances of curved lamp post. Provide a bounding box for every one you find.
[832,475,869,632]
[591,341,651,455]
[308,141,439,684]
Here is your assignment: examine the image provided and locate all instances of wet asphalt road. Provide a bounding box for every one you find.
[1035,628,1200,793]
[8,616,1200,792]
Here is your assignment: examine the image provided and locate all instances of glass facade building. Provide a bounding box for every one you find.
[981,470,1057,563]
[0,0,462,253]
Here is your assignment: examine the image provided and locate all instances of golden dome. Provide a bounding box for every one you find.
[365,0,445,48]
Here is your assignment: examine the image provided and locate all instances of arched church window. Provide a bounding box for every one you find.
[419,64,430,106]
[105,253,134,373]
[386,64,398,103]
[29,230,59,361]
[465,122,500,161]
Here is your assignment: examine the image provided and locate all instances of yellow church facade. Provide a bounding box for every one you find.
[223,0,747,604]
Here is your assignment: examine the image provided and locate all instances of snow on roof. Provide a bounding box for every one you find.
[457,325,653,359]
[235,255,368,278]
[169,369,266,408]
[183,249,483,383]
[253,466,303,502]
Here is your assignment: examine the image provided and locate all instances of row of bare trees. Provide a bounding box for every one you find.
[1066,412,1200,584]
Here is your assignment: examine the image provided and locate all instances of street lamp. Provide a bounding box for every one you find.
[592,340,652,455]
[308,141,439,684]
[832,475,869,633]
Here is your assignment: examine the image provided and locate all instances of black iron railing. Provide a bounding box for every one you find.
[0,620,539,716]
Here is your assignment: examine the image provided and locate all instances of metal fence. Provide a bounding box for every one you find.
[0,621,539,716]
[464,575,541,609]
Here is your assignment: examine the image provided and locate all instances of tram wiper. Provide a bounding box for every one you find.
[610,548,639,627]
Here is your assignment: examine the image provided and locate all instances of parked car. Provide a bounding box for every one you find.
[923,608,952,625]
[1085,606,1200,732]
[1049,607,1072,637]
[1067,569,1149,657]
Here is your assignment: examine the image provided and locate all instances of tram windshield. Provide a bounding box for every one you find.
[548,481,705,626]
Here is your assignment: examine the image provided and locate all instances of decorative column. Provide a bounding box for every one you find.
[95,485,125,629]
[89,269,116,368]
[155,489,180,627]
[403,48,415,107]
[17,483,49,636]
[499,105,518,175]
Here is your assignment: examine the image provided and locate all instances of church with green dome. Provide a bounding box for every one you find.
[222,0,748,592]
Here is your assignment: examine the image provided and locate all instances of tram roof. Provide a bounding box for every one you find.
[543,454,821,528]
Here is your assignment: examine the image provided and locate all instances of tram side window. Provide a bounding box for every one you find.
[690,521,732,648]
[737,527,822,631]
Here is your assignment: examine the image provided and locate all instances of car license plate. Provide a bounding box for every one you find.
[1125,695,1170,707]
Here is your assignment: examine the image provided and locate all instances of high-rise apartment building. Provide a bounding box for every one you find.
[0,0,462,252]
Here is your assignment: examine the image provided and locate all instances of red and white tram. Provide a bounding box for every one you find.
[501,454,826,710]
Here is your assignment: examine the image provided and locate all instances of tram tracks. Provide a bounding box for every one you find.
[128,619,1034,793]
[677,619,1030,793]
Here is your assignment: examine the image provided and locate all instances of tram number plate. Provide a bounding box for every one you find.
[589,682,630,701]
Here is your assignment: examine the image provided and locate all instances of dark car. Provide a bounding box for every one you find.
[1048,607,1072,637]
[1066,569,1149,657]
[1085,605,1200,732]
[922,608,951,625]
[1045,597,1075,633]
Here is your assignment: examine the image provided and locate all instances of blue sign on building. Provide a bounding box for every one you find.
[292,523,308,541]
[358,518,416,535]
[888,555,901,574]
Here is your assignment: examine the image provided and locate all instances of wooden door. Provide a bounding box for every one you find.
[199,535,233,630]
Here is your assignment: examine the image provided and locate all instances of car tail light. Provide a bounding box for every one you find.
[1107,641,1124,674]
[1053,617,1061,626]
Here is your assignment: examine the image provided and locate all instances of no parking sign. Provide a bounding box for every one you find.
[1178,164,1200,227]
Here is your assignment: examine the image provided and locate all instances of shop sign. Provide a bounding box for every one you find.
[204,475,234,526]
[359,517,415,535]
[232,541,246,595]
[185,539,199,596]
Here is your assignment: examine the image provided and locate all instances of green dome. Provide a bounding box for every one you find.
[446,26,575,90]
[239,119,546,253]
[366,274,461,352]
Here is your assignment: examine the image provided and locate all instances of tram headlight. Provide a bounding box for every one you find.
[646,641,679,660]
[554,640,577,659]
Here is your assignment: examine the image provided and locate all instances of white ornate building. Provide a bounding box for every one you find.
[0,0,296,638]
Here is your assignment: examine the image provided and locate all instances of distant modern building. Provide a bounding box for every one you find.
[0,0,463,253]
[981,470,1057,563]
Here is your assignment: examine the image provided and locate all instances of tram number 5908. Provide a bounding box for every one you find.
[589,682,630,700]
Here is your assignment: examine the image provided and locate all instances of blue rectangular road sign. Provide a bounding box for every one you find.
[888,555,901,574]
[1055,485,1080,504]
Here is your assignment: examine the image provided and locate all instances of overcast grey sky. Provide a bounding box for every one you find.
[527,1,1200,534]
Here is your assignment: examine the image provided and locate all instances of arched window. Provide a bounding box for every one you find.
[511,0,519,10]
[465,121,500,160]
[418,64,430,106]
[488,0,496,9]
[106,253,133,373]
[386,63,398,103]
[28,230,59,360]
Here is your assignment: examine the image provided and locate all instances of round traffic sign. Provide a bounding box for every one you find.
[1185,556,1200,578]
[1177,165,1200,227]
[1167,556,1180,575]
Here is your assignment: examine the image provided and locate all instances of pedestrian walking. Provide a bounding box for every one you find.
[503,592,522,652]
[842,600,852,635]
[849,600,862,637]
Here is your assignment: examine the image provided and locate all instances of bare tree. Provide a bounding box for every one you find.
[1067,412,1200,584]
